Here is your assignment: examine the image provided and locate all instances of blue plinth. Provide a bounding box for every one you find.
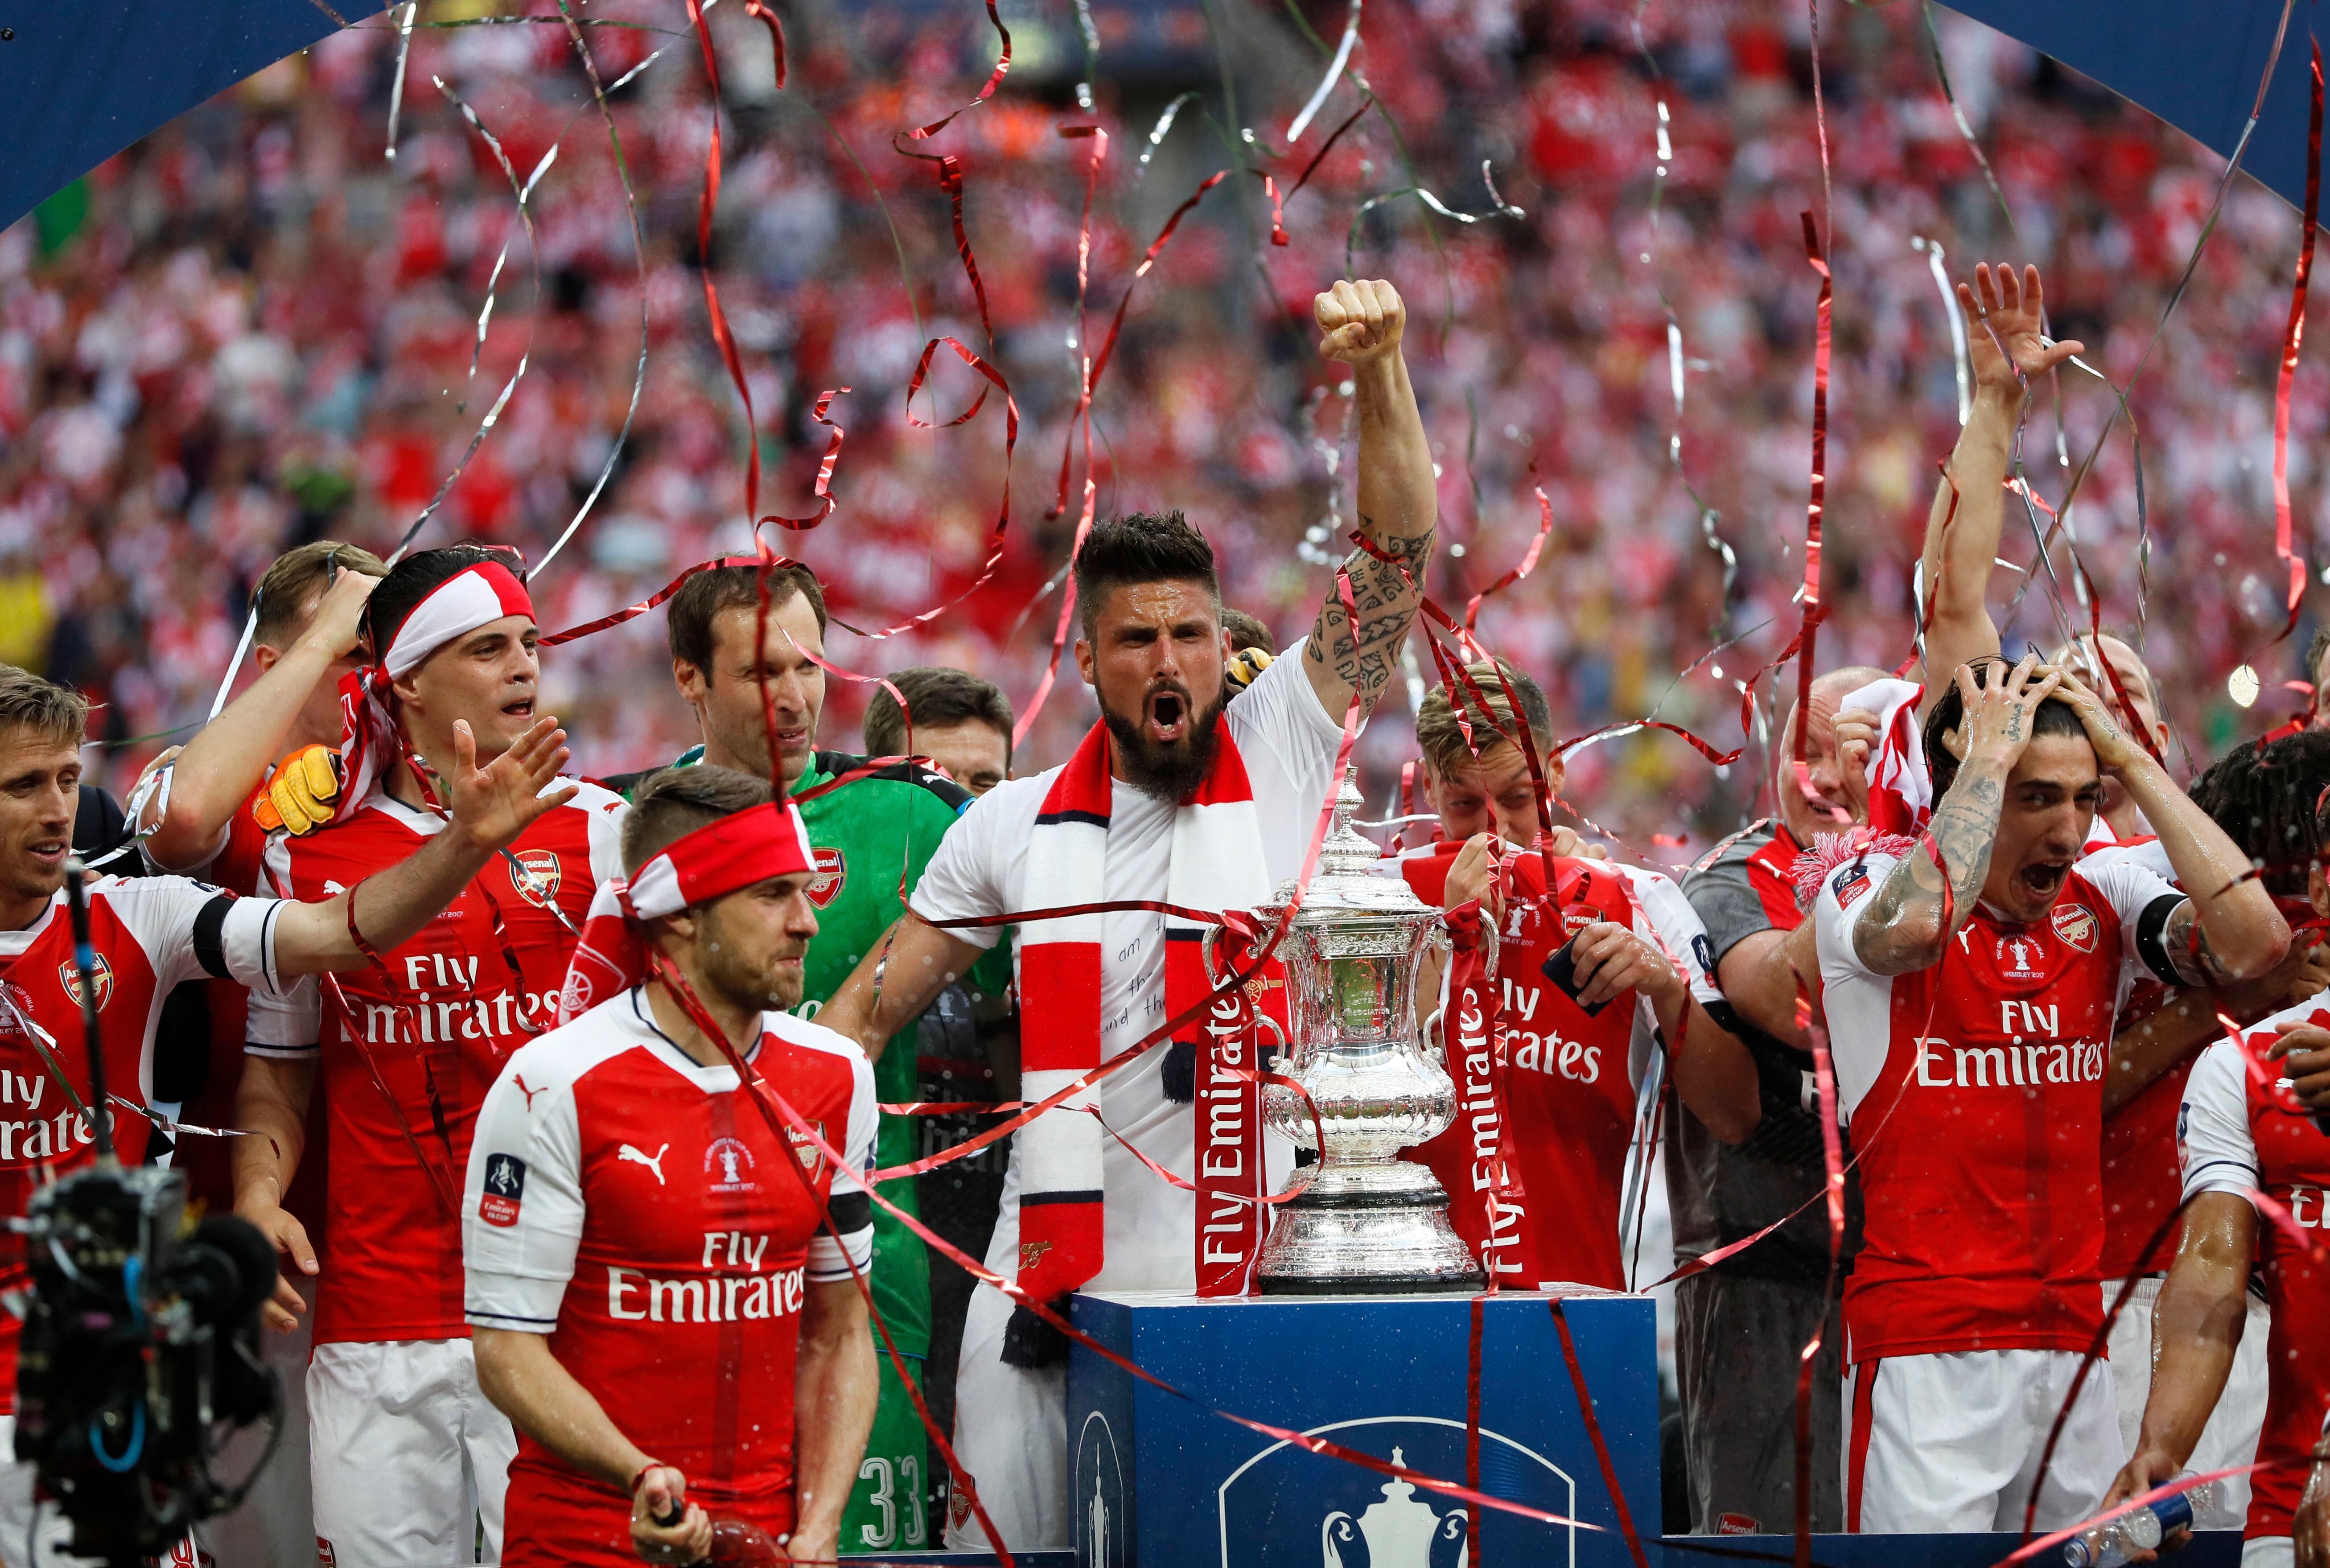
[1066,1288,1657,1568]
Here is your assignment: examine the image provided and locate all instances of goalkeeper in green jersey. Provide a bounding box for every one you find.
[639,563,1014,1554]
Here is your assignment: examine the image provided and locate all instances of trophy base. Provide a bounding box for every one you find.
[1253,1162,1484,1296]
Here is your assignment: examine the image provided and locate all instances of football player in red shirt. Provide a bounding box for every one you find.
[1392,658,1759,1291]
[231,544,631,1566]
[1814,656,2287,1532]
[466,767,877,1568]
[0,661,574,1559]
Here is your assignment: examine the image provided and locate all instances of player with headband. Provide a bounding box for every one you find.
[467,766,877,1567]
[1812,654,2288,1532]
[1387,657,1760,1293]
[234,543,631,1566]
[0,659,574,1560]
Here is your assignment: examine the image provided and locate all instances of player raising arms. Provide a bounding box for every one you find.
[0,662,573,1557]
[817,277,1439,1551]
[1814,655,2286,1532]
[233,544,631,1567]
[466,767,877,1568]
[1392,658,1761,1291]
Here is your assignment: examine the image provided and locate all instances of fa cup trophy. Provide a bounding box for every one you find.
[1208,769,1482,1293]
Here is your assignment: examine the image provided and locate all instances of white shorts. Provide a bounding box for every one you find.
[0,1415,200,1568]
[941,1198,1068,1552]
[309,1338,515,1568]
[2108,1277,2268,1532]
[1846,1347,2125,1533]
[2245,1539,2293,1568]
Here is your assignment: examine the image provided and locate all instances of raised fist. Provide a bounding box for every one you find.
[1315,278,1406,366]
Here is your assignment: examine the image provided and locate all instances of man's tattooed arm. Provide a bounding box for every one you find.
[2159,901,2238,989]
[1301,328,1436,721]
[1850,761,2008,975]
[1303,520,1435,708]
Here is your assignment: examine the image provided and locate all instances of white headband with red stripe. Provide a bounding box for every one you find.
[626,801,818,919]
[381,559,535,679]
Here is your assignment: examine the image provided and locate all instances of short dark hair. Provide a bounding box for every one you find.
[862,667,1014,763]
[1921,655,2086,798]
[254,540,389,650]
[364,544,518,658]
[1219,607,1273,655]
[1073,511,1219,641]
[1416,659,1553,777]
[620,765,774,878]
[667,562,828,678]
[2190,728,2330,895]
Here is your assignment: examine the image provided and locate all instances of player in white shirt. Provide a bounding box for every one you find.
[817,278,1441,1552]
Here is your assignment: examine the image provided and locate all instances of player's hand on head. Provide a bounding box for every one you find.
[1959,263,2083,403]
[1952,654,2060,771]
[2051,667,2150,776]
[301,564,380,659]
[630,1465,712,1564]
[1315,279,1406,366]
[449,714,576,852]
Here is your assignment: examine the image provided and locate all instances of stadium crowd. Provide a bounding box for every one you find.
[10,0,2330,1563]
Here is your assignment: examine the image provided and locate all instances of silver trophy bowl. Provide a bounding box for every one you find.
[1206,768,1483,1294]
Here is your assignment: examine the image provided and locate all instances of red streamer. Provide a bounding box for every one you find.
[1793,212,1832,766]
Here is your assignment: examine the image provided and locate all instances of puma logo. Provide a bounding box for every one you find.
[618,1143,669,1185]
[514,1075,545,1112]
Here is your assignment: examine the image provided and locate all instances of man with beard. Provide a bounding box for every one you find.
[621,562,1004,1554]
[816,277,1437,1551]
[467,767,877,1568]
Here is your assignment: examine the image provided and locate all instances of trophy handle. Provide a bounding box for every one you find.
[1200,924,1228,987]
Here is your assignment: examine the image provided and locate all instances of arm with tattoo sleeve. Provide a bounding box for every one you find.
[1850,760,2007,975]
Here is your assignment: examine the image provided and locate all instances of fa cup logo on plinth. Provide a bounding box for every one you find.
[1320,1449,1468,1568]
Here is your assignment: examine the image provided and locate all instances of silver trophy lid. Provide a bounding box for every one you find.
[1268,767,1433,921]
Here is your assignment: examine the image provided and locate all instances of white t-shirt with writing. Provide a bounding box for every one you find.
[908,646,1347,1292]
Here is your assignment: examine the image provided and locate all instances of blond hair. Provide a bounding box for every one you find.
[0,665,88,749]
[1415,659,1552,777]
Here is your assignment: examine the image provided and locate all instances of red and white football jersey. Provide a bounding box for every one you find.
[0,877,280,1408]
[2177,1003,2330,1542]
[1397,844,1724,1290]
[161,780,331,1233]
[259,784,627,1346]
[1814,850,2186,1363]
[2075,835,2195,1281]
[463,988,875,1566]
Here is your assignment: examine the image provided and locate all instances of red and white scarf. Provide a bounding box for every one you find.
[1017,720,1276,1303]
[335,558,536,823]
[557,801,818,1023]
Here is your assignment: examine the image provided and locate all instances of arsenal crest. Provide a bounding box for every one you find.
[2051,903,2099,953]
[784,1119,826,1173]
[59,955,112,1014]
[508,849,563,909]
[806,847,846,909]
